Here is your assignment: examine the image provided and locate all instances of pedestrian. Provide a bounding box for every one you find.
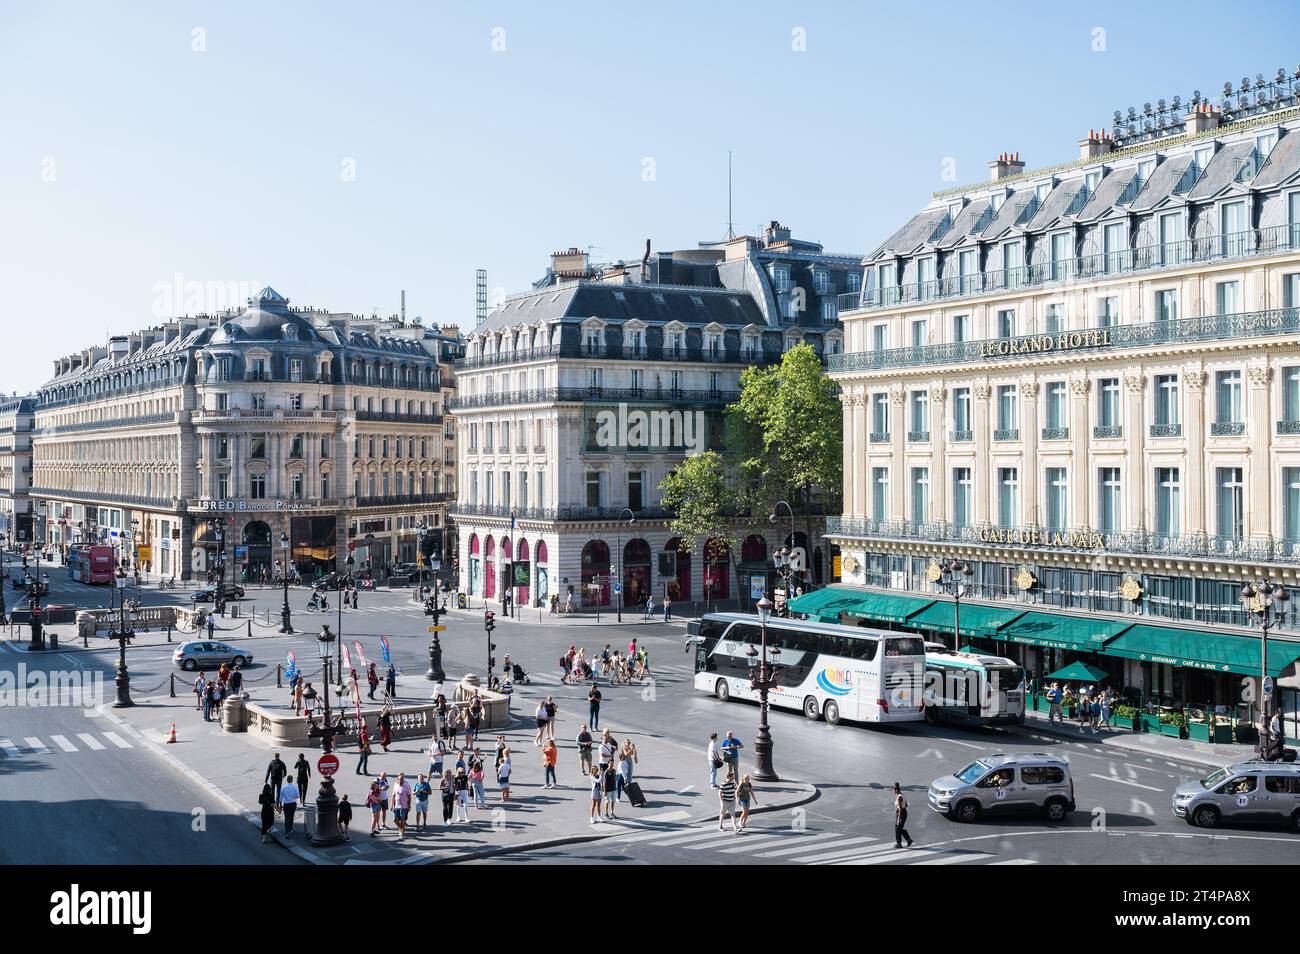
[258,783,276,844]
[229,666,243,695]
[367,663,379,700]
[206,614,215,639]
[720,730,743,778]
[601,759,618,819]
[356,730,372,775]
[737,773,757,829]
[534,699,548,746]
[350,588,358,610]
[428,733,446,780]
[707,732,723,788]
[544,694,558,739]
[588,766,603,824]
[375,772,391,830]
[291,679,304,716]
[576,724,593,777]
[202,680,215,722]
[379,703,393,752]
[663,595,671,622]
[265,752,288,802]
[1046,682,1062,724]
[391,772,412,841]
[1100,688,1113,729]
[618,738,638,791]
[467,695,483,745]
[193,672,205,710]
[498,748,512,801]
[453,766,471,822]
[643,595,655,622]
[599,729,617,769]
[1077,685,1092,733]
[564,587,574,614]
[338,794,352,838]
[717,770,739,833]
[279,777,300,836]
[542,739,558,788]
[413,775,431,829]
[588,682,602,730]
[294,753,311,795]
[439,770,455,826]
[385,663,397,700]
[893,782,914,848]
[470,758,487,809]
[366,781,384,835]
[217,663,230,688]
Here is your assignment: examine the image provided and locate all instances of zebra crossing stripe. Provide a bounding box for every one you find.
[0,738,21,757]
[750,832,849,858]
[51,735,78,752]
[758,835,877,859]
[77,733,107,751]
[24,737,49,755]
[101,732,133,749]
[829,846,938,866]
[908,851,990,865]
[809,841,908,864]
[714,831,815,854]
[610,826,737,847]
[989,858,1039,865]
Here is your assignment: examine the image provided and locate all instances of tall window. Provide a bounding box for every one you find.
[1003,241,1023,289]
[911,319,928,348]
[1158,212,1185,264]
[1045,467,1068,530]
[501,471,511,508]
[909,391,929,434]
[1221,200,1247,256]
[1103,222,1125,273]
[1215,280,1241,316]
[958,249,977,294]
[997,385,1018,431]
[1215,370,1242,424]
[952,387,971,434]
[1049,233,1071,281]
[585,472,603,508]
[250,473,266,499]
[1285,273,1300,309]
[1098,296,1119,328]
[1045,381,1067,429]
[1284,467,1300,542]
[1216,467,1244,539]
[1044,303,1064,333]
[997,468,1019,526]
[1156,289,1178,322]
[872,324,888,352]
[871,467,888,522]
[1098,377,1120,428]
[1283,366,1300,422]
[917,258,935,300]
[952,468,972,528]
[871,393,889,435]
[486,471,495,507]
[952,314,969,343]
[1155,467,1181,535]
[1155,374,1180,426]
[997,309,1016,338]
[1098,468,1121,533]
[250,434,267,459]
[627,471,644,511]
[291,473,304,500]
[910,467,929,524]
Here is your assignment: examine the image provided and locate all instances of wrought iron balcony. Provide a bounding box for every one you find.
[450,502,677,522]
[993,428,1020,441]
[839,224,1300,314]
[1093,424,1123,439]
[949,429,973,442]
[455,343,791,372]
[1149,422,1182,438]
[356,493,451,509]
[830,306,1300,375]
[907,430,930,443]
[1277,420,1300,436]
[450,387,738,411]
[1209,421,1245,437]
[825,515,1300,566]
[1040,426,1069,441]
[869,431,891,444]
[355,409,444,425]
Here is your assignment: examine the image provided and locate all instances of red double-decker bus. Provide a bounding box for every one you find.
[68,544,115,584]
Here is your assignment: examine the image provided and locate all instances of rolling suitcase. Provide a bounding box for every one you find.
[623,781,647,808]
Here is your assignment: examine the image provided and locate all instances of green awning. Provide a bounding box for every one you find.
[1046,661,1110,683]
[906,601,1028,638]
[787,586,934,624]
[1000,612,1123,652]
[1102,625,1300,677]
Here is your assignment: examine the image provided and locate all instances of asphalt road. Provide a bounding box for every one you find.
[4,561,1298,865]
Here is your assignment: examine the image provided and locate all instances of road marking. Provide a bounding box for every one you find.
[51,735,78,752]
[746,831,845,857]
[908,851,989,865]
[0,738,21,757]
[102,731,133,749]
[24,736,49,755]
[824,846,927,865]
[77,733,107,750]
[641,809,690,822]
[1088,772,1163,792]
[989,858,1039,865]
[804,840,898,863]
[944,739,984,749]
[713,832,811,853]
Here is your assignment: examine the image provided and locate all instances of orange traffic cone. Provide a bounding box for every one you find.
[166,722,177,743]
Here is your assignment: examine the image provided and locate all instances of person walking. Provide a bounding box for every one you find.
[497,748,512,802]
[453,766,471,822]
[350,588,358,610]
[1046,682,1062,725]
[265,753,288,803]
[375,772,391,830]
[717,770,739,833]
[367,663,379,701]
[534,699,549,746]
[413,775,431,829]
[278,777,300,836]
[379,703,393,752]
[643,595,655,622]
[385,663,397,700]
[544,695,558,740]
[542,739,558,788]
[229,666,243,696]
[293,753,311,797]
[258,783,276,844]
[663,594,671,622]
[1099,688,1113,730]
[893,782,914,848]
[707,732,723,788]
[192,672,206,710]
[390,772,412,841]
[470,758,487,809]
[206,614,216,639]
[720,730,743,779]
[428,733,446,781]
[356,727,372,775]
[366,781,384,836]
[587,682,602,730]
[601,759,619,819]
[201,680,215,722]
[576,724,593,777]
[737,774,757,829]
[588,766,603,824]
[338,793,352,838]
[439,770,455,827]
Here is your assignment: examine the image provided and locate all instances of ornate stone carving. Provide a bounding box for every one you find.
[1183,370,1208,391]
[972,382,992,401]
[1069,376,1091,396]
[888,387,905,406]
[1247,365,1273,389]
[1021,381,1040,400]
[930,387,948,406]
[1124,373,1146,394]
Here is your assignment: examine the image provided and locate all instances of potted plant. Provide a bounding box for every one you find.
[1062,690,1076,719]
[1111,704,1140,731]
[1139,707,1163,733]
[1158,710,1188,739]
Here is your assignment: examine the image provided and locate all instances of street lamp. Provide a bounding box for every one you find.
[308,623,346,846]
[112,567,134,707]
[937,558,974,652]
[1240,580,1289,759]
[615,508,637,623]
[336,554,354,693]
[279,532,293,634]
[213,520,227,615]
[772,546,795,617]
[27,545,44,651]
[769,499,797,565]
[749,596,781,781]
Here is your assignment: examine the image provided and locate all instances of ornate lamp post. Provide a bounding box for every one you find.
[279,532,293,634]
[770,499,797,572]
[748,596,782,781]
[615,508,636,622]
[772,546,795,617]
[1240,580,1289,758]
[336,554,354,693]
[27,545,44,651]
[112,567,134,707]
[936,558,974,652]
[308,623,346,846]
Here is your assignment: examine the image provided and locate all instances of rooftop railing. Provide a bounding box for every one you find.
[450,386,738,411]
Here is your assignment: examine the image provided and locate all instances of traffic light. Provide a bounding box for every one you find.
[484,611,495,633]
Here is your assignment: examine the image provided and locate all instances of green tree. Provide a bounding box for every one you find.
[658,450,751,604]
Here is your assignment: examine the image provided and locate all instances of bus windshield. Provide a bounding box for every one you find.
[885,637,925,657]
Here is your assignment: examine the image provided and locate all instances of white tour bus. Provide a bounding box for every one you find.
[922,643,1026,727]
[688,613,926,725]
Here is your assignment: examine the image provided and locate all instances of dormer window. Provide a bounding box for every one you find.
[583,329,601,355]
[772,265,791,292]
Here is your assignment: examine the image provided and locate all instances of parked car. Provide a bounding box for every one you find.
[173,640,255,671]
[192,583,245,603]
[928,752,1076,822]
[1172,760,1300,831]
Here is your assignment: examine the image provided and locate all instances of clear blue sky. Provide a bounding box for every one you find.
[2,1,1298,392]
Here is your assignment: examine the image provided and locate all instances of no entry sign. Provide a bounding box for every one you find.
[317,753,340,777]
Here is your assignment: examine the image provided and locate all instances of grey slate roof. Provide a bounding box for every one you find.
[1025,181,1086,231]
[1187,141,1255,199]
[1252,131,1300,189]
[869,208,948,258]
[476,282,765,335]
[937,199,993,248]
[1077,167,1137,222]
[982,192,1035,241]
[1129,155,1195,211]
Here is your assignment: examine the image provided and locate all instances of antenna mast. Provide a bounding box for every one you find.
[475,268,488,326]
[725,150,736,240]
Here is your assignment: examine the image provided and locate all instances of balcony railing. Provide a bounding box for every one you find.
[869,431,890,444]
[1093,425,1123,439]
[826,516,1300,566]
[949,429,973,442]
[39,412,178,435]
[1040,426,1069,441]
[1277,420,1300,436]
[450,502,677,522]
[1149,422,1182,438]
[455,343,802,372]
[993,428,1020,441]
[450,387,738,411]
[29,487,178,510]
[907,430,930,443]
[355,410,444,425]
[1209,421,1245,437]
[839,224,1300,313]
[830,306,1300,375]
[356,493,451,509]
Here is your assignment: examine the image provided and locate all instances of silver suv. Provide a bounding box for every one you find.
[928,752,1075,823]
[1172,761,1300,831]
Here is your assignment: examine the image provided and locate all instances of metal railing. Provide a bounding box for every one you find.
[451,386,738,411]
[1040,426,1070,441]
[449,502,677,522]
[355,410,444,424]
[455,343,795,371]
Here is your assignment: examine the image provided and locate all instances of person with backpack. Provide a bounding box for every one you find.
[385,663,397,700]
[293,753,311,796]
[264,753,288,802]
[544,695,558,740]
[356,731,372,776]
[707,732,723,788]
[893,782,914,848]
[337,793,353,838]
[576,724,594,777]
[367,663,379,700]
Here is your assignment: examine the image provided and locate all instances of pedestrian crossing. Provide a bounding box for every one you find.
[590,822,1040,866]
[523,663,694,689]
[0,731,135,757]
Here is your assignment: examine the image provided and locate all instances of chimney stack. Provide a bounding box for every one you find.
[1078,129,1115,161]
[989,152,1026,182]
[1184,101,1221,135]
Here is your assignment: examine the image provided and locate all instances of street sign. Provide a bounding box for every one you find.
[317,754,340,777]
[427,625,446,633]
[613,583,622,594]
[1263,676,1275,698]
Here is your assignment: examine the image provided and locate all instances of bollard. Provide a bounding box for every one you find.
[166,623,172,643]
[276,663,282,688]
[247,620,251,638]
[169,673,176,698]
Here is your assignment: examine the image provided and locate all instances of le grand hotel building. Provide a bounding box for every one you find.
[829,70,1300,733]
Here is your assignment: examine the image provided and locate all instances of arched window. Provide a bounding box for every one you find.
[581,539,610,607]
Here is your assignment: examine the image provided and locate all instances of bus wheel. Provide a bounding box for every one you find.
[715,680,730,703]
[823,700,841,725]
[802,696,820,721]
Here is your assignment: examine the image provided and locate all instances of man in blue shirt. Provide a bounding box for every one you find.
[720,731,743,777]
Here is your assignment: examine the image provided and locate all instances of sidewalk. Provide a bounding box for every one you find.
[1014,703,1247,769]
[98,678,817,865]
